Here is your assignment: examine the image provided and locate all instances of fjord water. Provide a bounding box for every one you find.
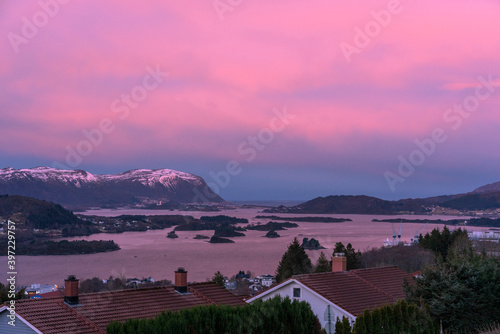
[4,208,488,286]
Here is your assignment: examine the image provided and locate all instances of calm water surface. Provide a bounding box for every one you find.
[3,208,487,286]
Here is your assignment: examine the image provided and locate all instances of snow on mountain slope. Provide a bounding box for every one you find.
[0,167,222,207]
[0,167,98,188]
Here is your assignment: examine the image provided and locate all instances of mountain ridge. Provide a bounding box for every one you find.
[0,167,223,209]
[264,190,500,215]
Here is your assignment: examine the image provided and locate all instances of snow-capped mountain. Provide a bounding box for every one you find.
[0,167,224,208]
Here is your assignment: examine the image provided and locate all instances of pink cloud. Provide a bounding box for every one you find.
[1,0,499,178]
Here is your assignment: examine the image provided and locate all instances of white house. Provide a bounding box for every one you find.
[256,274,275,287]
[246,255,414,334]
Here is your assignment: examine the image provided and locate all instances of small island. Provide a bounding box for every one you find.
[264,230,280,238]
[0,239,121,256]
[301,237,325,250]
[214,224,245,237]
[193,234,210,239]
[209,236,235,244]
[256,215,352,223]
[166,230,179,239]
[246,221,298,231]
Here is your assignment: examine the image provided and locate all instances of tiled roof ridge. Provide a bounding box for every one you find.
[78,285,171,298]
[58,301,105,334]
[351,265,399,273]
[188,281,219,287]
[348,267,400,301]
[188,285,216,305]
[293,270,340,279]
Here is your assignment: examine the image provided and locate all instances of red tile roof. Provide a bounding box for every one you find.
[291,266,414,316]
[36,290,65,298]
[7,283,245,334]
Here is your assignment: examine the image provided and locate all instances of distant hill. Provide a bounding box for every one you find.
[264,195,434,214]
[0,167,224,209]
[439,191,500,210]
[0,195,92,234]
[473,181,500,194]
[265,188,500,214]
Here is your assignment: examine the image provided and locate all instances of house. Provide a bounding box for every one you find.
[0,268,245,334]
[25,283,58,298]
[246,254,414,334]
[256,274,275,287]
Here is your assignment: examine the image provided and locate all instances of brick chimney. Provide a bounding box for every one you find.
[64,275,80,306]
[174,268,188,294]
[332,253,347,272]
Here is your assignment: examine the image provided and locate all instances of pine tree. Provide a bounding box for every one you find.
[342,316,352,334]
[335,317,344,334]
[275,238,313,283]
[362,309,373,333]
[211,270,225,287]
[333,242,360,270]
[352,315,366,334]
[393,300,404,334]
[371,308,383,334]
[314,251,331,273]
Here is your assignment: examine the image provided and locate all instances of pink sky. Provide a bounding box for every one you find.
[1,0,500,200]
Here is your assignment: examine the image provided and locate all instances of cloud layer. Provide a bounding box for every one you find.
[1,0,500,200]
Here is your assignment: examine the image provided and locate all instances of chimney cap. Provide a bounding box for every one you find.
[66,275,78,281]
[334,252,345,257]
[176,267,187,273]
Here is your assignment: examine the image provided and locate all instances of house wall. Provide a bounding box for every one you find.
[0,310,38,334]
[255,281,355,334]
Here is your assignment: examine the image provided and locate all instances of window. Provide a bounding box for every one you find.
[293,288,301,298]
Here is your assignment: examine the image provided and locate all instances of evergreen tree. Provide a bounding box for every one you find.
[342,316,352,334]
[352,315,366,334]
[352,300,437,334]
[0,283,25,304]
[314,251,331,273]
[406,235,500,333]
[333,242,360,270]
[400,299,410,333]
[418,226,468,261]
[362,309,373,333]
[380,306,390,334]
[335,316,352,334]
[275,238,313,282]
[393,300,404,334]
[371,308,383,334]
[211,271,225,287]
[107,295,323,334]
[335,317,344,334]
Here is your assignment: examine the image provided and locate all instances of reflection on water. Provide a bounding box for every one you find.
[3,208,486,286]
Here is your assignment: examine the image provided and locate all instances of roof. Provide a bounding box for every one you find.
[6,282,245,334]
[248,266,413,316]
[35,290,65,298]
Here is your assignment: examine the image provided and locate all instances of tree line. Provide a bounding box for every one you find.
[107,295,322,334]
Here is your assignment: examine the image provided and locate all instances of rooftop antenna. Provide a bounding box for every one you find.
[398,221,402,244]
